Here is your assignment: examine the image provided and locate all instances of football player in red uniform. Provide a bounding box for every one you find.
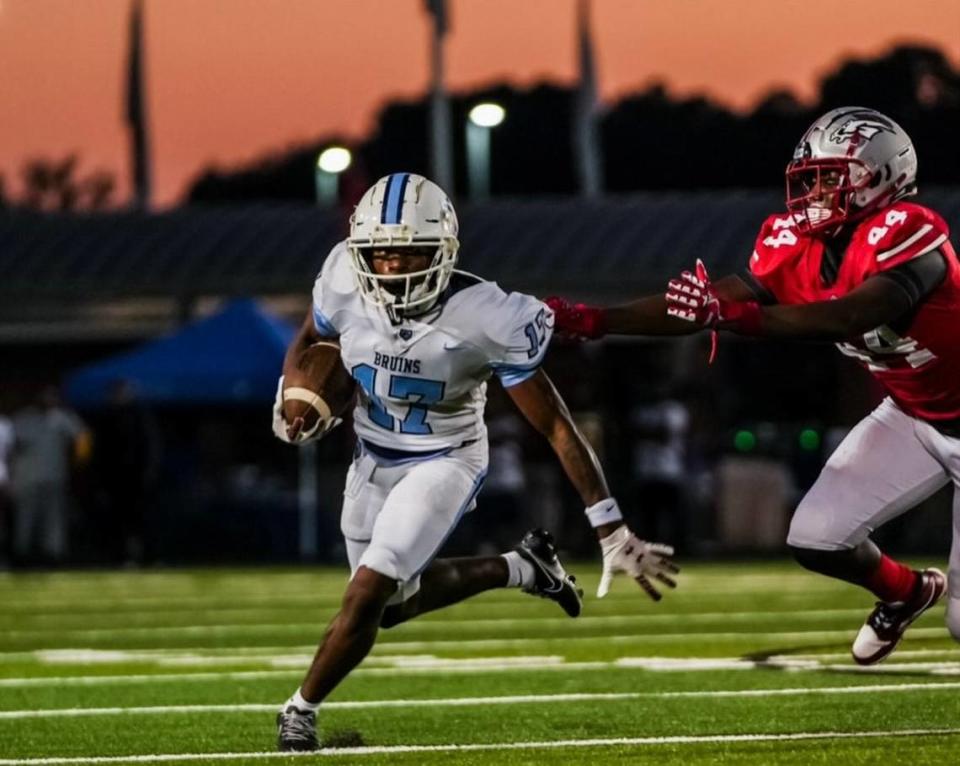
[548,107,957,664]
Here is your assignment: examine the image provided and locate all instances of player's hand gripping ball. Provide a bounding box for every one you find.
[273,341,355,444]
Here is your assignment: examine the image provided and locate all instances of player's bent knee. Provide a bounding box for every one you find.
[789,544,845,575]
[380,601,413,629]
[342,566,397,619]
[786,503,847,550]
[358,545,409,585]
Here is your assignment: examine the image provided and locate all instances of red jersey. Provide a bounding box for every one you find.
[748,201,960,422]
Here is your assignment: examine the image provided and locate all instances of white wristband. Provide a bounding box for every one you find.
[584,497,623,528]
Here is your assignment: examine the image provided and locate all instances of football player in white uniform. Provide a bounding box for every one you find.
[272,173,678,751]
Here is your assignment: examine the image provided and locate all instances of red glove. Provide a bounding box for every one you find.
[545,296,607,340]
[665,260,762,363]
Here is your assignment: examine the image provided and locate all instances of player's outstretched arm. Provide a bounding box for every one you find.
[547,274,751,340]
[505,369,679,600]
[666,259,931,341]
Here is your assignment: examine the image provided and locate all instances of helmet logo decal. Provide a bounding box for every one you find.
[827,117,895,146]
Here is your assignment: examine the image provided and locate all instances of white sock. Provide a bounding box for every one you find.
[287,688,320,712]
[502,551,536,589]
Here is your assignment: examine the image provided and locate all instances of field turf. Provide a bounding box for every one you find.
[1,561,958,764]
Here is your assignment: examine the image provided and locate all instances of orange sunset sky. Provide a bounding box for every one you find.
[1,0,958,207]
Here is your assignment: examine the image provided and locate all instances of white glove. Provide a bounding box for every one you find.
[597,525,678,600]
[272,376,341,445]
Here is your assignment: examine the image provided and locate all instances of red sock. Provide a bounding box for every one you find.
[864,554,919,603]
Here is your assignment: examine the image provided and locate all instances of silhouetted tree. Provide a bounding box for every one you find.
[19,155,116,211]
[182,44,960,205]
[818,46,960,185]
[189,142,331,204]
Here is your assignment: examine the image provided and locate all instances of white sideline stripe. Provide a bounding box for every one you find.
[5,627,949,655]
[1,728,959,764]
[7,651,960,688]
[11,607,874,634]
[7,642,956,666]
[1,608,879,641]
[786,648,960,662]
[4,681,960,720]
[0,662,611,688]
[0,578,852,612]
[28,651,567,670]
[370,626,948,651]
[0,670,303,688]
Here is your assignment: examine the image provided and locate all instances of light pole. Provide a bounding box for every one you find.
[315,146,352,206]
[466,103,505,201]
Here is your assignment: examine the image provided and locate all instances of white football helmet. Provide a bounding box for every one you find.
[786,107,918,234]
[346,173,459,320]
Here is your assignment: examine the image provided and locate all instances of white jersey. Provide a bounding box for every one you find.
[311,243,552,452]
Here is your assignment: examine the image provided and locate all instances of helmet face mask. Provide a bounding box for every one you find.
[347,173,459,322]
[786,158,872,231]
[785,107,917,235]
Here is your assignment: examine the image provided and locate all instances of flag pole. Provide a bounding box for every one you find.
[126,0,152,209]
[425,0,454,193]
[573,0,603,197]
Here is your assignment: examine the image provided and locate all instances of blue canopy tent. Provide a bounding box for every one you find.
[65,298,295,407]
[64,299,325,561]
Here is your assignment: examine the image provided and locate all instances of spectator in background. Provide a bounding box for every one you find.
[10,386,90,566]
[471,412,528,554]
[91,379,162,565]
[629,397,690,551]
[0,413,13,567]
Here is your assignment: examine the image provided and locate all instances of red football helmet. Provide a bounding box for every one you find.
[785,107,917,235]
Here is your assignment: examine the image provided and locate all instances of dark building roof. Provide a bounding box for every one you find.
[3,189,960,310]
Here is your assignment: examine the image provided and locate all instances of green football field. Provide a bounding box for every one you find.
[1,560,958,765]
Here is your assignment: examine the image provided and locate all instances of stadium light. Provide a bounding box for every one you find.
[466,102,506,200]
[315,146,352,206]
[468,103,506,128]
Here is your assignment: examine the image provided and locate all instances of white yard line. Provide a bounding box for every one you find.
[3,682,960,720]
[3,626,949,654]
[5,607,876,637]
[4,643,955,666]
[0,661,610,688]
[1,610,870,641]
[330,626,951,652]
[1,728,959,764]
[4,650,960,688]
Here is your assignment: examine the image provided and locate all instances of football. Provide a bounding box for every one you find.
[282,341,355,438]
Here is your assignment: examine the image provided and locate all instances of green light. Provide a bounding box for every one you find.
[799,429,821,451]
[733,430,756,452]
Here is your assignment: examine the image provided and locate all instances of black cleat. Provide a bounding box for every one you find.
[852,567,947,666]
[276,705,319,752]
[515,528,583,617]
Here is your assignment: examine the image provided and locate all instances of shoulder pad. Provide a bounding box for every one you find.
[859,203,950,270]
[750,213,804,278]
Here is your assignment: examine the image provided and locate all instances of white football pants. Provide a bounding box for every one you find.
[787,397,960,640]
[341,439,488,605]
